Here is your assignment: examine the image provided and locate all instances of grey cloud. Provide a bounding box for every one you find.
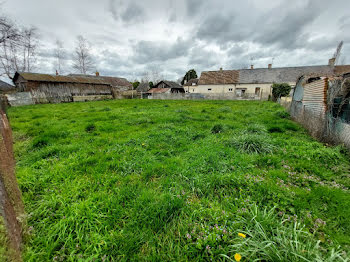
[132,38,191,63]
[121,2,145,23]
[108,0,120,21]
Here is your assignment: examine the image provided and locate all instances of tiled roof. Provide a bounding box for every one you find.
[198,70,239,85]
[147,88,170,93]
[136,82,150,92]
[98,76,132,88]
[154,80,182,89]
[183,78,199,86]
[198,65,350,85]
[238,66,332,84]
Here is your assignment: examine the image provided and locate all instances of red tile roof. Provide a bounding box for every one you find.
[147,88,170,93]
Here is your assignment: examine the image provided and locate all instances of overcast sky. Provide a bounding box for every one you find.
[2,0,350,81]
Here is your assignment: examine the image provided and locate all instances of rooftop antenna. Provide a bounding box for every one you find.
[271,57,275,65]
[333,41,343,65]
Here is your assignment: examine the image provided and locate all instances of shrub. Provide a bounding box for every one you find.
[211,124,224,134]
[272,83,292,101]
[229,134,274,154]
[85,123,96,133]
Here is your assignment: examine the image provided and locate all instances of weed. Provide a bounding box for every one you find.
[211,124,224,134]
[85,123,96,133]
[229,134,274,154]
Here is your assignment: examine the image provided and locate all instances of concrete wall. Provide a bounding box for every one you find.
[148,92,263,101]
[6,92,34,107]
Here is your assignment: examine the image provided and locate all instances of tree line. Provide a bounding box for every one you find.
[0,12,95,80]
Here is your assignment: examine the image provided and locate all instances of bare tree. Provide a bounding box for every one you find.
[54,39,64,74]
[0,15,39,79]
[72,35,94,75]
[0,17,19,44]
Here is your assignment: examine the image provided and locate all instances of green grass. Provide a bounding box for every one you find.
[8,100,350,261]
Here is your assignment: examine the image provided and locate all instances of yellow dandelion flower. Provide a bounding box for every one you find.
[234,253,242,261]
[238,233,246,238]
[142,143,145,146]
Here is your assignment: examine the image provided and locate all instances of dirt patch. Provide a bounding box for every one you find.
[0,101,24,261]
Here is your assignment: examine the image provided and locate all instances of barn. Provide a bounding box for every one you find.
[10,72,132,105]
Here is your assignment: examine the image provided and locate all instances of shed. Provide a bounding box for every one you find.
[152,81,185,93]
[0,80,15,94]
[136,82,150,93]
[12,72,114,104]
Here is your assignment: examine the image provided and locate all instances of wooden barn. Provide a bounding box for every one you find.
[11,72,132,104]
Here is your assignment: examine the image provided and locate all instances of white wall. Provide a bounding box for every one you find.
[187,82,296,100]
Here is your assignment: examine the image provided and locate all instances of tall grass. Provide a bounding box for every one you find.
[223,205,348,262]
[229,133,274,154]
[7,100,350,261]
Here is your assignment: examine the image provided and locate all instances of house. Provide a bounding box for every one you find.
[0,80,15,94]
[9,72,132,105]
[193,60,350,100]
[290,71,350,149]
[183,78,199,93]
[147,80,185,98]
[136,82,150,93]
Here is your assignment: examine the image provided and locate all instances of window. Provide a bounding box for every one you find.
[235,88,247,97]
[255,87,261,96]
[192,83,196,86]
[192,89,195,92]
[208,88,212,91]
[229,88,233,92]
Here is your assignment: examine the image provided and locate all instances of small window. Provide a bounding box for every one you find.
[192,83,196,86]
[192,89,195,92]
[255,87,261,96]
[208,88,212,91]
[229,88,233,92]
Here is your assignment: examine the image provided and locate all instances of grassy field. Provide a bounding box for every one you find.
[8,100,350,261]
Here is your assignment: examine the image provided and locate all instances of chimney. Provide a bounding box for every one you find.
[56,70,59,76]
[328,58,336,67]
[95,71,100,76]
[250,65,254,69]
[268,64,272,69]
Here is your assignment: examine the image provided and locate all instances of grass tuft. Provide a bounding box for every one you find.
[85,123,96,133]
[229,134,274,154]
[211,124,224,134]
